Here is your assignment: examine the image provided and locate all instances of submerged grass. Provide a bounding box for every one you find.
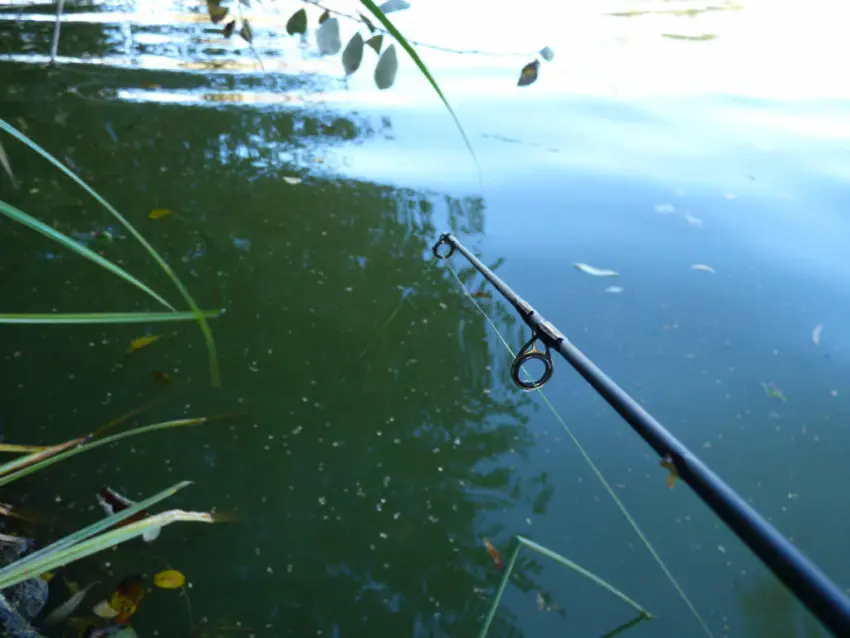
[0,416,217,487]
[0,118,221,386]
[0,482,228,590]
[478,535,651,638]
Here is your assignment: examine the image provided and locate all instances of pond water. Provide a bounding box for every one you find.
[1,0,849,636]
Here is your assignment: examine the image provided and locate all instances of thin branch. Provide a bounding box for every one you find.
[300,0,532,58]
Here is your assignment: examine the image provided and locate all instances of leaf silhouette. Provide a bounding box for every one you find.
[316,17,341,55]
[206,0,228,24]
[365,34,383,54]
[319,9,331,24]
[239,19,253,44]
[342,33,365,75]
[360,13,377,33]
[539,46,555,62]
[286,8,307,35]
[223,20,236,38]
[379,0,411,14]
[517,60,540,87]
[374,43,398,90]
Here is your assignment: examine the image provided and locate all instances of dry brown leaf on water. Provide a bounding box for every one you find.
[148,208,171,220]
[517,60,540,87]
[660,454,678,488]
[812,323,824,345]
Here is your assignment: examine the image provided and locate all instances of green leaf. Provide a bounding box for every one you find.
[517,60,540,87]
[0,119,221,387]
[286,8,307,35]
[319,9,331,24]
[365,34,383,54]
[239,18,253,44]
[358,0,480,185]
[207,0,228,24]
[0,200,175,311]
[0,310,221,324]
[359,13,377,33]
[316,17,341,55]
[374,44,398,89]
[342,33,365,75]
[223,20,236,38]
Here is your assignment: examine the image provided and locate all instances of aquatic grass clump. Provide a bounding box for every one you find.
[0,481,229,590]
[0,118,222,386]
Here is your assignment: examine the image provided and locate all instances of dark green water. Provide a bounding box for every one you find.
[2,1,850,637]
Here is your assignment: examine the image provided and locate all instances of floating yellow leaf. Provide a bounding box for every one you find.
[128,335,162,353]
[93,598,119,619]
[148,208,171,220]
[517,60,540,87]
[153,569,185,589]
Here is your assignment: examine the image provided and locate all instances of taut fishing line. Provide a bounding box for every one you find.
[443,262,715,638]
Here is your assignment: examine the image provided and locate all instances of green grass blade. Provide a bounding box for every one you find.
[0,200,175,311]
[0,508,219,589]
[478,540,522,638]
[358,0,481,185]
[0,119,221,386]
[3,481,192,581]
[0,310,222,324]
[0,417,208,487]
[517,536,651,617]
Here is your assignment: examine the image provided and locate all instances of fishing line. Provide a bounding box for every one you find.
[444,262,715,638]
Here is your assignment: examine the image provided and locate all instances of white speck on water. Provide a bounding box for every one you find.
[345,287,353,292]
[453,438,461,446]
[393,512,400,520]
[437,466,444,472]
[301,397,308,403]
[605,286,624,294]
[255,547,261,556]
[654,203,676,214]
[318,497,326,506]
[439,302,447,309]
[718,545,727,553]
[379,532,388,539]
[376,431,382,436]
[54,495,62,503]
[266,566,273,574]
[526,518,533,526]
[432,448,440,453]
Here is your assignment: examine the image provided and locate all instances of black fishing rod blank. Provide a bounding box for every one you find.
[433,232,850,637]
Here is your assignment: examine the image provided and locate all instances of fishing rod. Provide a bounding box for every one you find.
[433,233,850,637]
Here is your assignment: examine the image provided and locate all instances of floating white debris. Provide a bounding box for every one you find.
[574,263,619,277]
[654,203,676,214]
[692,264,716,273]
[283,176,302,185]
[605,286,624,294]
[539,46,555,61]
[812,323,824,345]
[718,545,727,553]
[684,212,704,228]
